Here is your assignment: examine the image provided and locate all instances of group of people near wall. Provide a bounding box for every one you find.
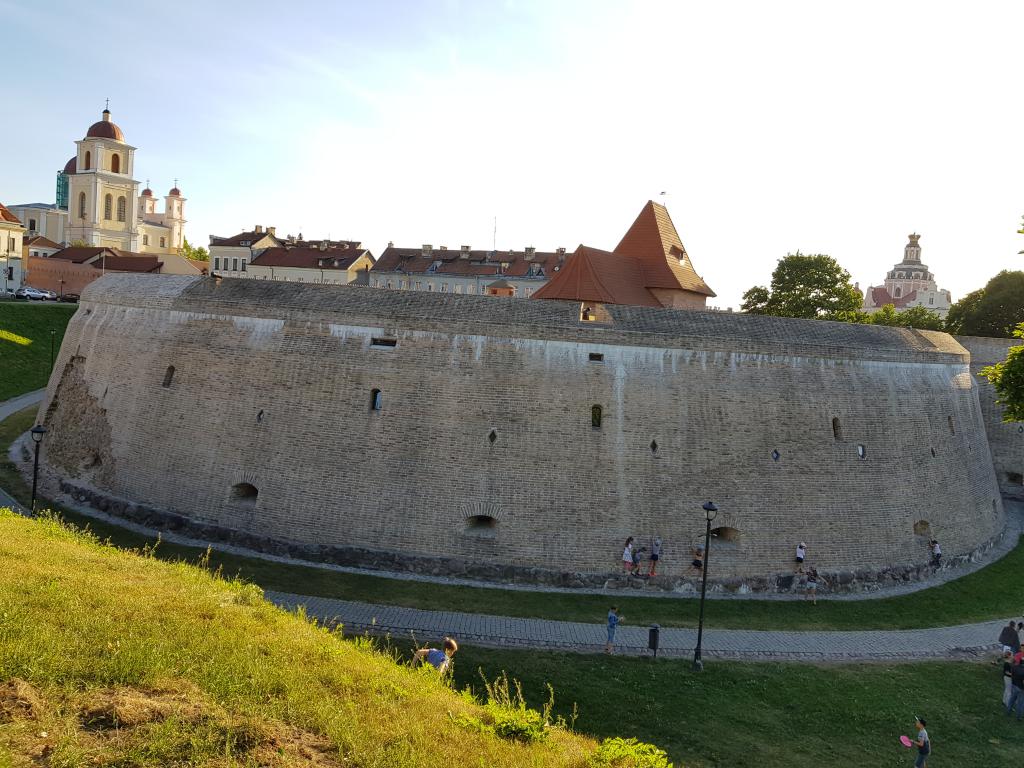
[999,620,1024,720]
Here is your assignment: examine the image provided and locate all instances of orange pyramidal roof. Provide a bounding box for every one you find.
[532,201,715,308]
[614,200,715,296]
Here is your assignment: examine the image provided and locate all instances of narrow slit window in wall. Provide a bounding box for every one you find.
[650,440,658,454]
[947,415,955,436]
[831,417,842,441]
[162,366,175,388]
[370,389,382,411]
[371,337,397,348]
[591,405,602,429]
[589,352,604,362]
[857,444,866,459]
[488,429,497,444]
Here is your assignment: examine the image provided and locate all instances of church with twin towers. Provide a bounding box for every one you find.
[10,106,186,256]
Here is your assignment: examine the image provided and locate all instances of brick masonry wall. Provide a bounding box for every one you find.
[36,275,1005,584]
[956,335,1024,499]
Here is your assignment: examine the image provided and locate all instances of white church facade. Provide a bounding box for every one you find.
[9,108,186,257]
[862,233,952,318]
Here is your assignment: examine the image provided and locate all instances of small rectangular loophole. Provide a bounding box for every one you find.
[370,337,397,349]
[589,353,604,362]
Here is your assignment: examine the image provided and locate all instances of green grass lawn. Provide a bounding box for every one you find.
[0,302,77,400]
[2,404,1022,633]
[448,646,1020,768]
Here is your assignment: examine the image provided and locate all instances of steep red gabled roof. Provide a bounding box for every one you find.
[24,235,62,250]
[869,285,918,308]
[531,246,662,307]
[613,201,715,297]
[0,203,22,224]
[251,247,369,270]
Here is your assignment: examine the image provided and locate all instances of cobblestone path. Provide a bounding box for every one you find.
[267,590,1006,661]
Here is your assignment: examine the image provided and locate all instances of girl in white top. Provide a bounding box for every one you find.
[795,542,806,564]
[622,537,634,572]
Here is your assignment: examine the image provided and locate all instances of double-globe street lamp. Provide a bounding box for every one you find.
[29,425,48,515]
[692,500,718,672]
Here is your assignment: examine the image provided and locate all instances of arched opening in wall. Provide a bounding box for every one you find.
[591,405,602,429]
[857,444,867,459]
[465,515,497,535]
[370,388,382,411]
[78,192,87,219]
[831,417,842,441]
[104,194,112,220]
[162,366,175,388]
[231,483,258,503]
[1007,472,1024,486]
[710,527,740,546]
[947,415,955,436]
[913,520,931,536]
[111,153,120,173]
[894,287,902,298]
[84,151,91,170]
[117,196,126,222]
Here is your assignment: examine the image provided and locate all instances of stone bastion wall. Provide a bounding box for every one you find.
[34,274,1006,591]
[956,335,1024,499]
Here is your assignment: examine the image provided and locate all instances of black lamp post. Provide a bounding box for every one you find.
[693,500,718,672]
[29,425,47,514]
[49,329,56,372]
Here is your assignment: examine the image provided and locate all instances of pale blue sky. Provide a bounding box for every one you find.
[3,0,1022,308]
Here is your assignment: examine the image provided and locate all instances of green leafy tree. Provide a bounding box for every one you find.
[869,304,901,327]
[741,252,862,319]
[893,305,945,331]
[981,323,1024,421]
[181,238,209,261]
[945,271,1024,337]
[69,239,88,247]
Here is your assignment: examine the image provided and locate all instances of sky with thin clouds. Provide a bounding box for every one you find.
[3,0,1021,309]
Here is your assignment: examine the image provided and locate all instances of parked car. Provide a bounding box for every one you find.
[59,293,80,303]
[15,287,50,301]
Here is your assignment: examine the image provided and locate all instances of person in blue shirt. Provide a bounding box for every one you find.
[605,606,620,654]
[414,636,459,674]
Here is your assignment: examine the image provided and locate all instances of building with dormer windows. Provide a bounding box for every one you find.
[862,234,952,318]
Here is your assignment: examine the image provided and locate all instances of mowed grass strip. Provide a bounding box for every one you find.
[449,646,1019,768]
[0,302,77,400]
[0,510,602,768]
[2,405,1022,632]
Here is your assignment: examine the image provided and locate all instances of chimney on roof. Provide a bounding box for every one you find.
[460,245,471,259]
[440,245,448,251]
[422,244,432,257]
[556,246,566,261]
[267,226,276,237]
[387,241,394,248]
[525,246,536,259]
[319,241,327,251]
[254,225,263,233]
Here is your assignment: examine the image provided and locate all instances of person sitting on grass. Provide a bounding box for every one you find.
[414,636,459,674]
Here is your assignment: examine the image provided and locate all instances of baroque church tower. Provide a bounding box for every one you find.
[66,108,141,250]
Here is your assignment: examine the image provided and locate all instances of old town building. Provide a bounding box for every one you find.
[862,234,952,318]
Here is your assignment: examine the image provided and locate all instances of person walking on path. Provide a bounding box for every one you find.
[930,540,942,567]
[647,537,662,577]
[1007,661,1024,721]
[414,636,458,675]
[622,538,634,574]
[911,717,930,767]
[605,606,620,654]
[805,567,819,605]
[1003,650,1015,707]
[999,620,1020,653]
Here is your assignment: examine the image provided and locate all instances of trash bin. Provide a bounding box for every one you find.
[648,624,660,657]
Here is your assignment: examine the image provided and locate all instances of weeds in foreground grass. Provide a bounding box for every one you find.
[591,738,673,768]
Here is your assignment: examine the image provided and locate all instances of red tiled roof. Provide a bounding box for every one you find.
[0,203,22,224]
[251,247,368,270]
[24,235,62,249]
[869,286,918,308]
[86,110,125,141]
[372,247,565,278]
[210,230,282,248]
[63,156,77,175]
[49,246,109,263]
[613,201,715,297]
[92,255,161,273]
[532,246,662,307]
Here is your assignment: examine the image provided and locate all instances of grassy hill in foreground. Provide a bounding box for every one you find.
[0,303,77,401]
[0,509,670,768]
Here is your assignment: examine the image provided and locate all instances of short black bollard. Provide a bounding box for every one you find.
[648,624,660,658]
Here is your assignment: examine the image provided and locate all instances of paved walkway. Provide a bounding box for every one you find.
[0,388,43,422]
[267,590,1007,661]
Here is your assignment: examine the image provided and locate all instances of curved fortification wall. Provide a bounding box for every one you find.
[956,336,1024,499]
[37,275,1006,591]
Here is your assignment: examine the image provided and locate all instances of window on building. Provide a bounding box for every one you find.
[213,257,220,270]
[111,153,120,173]
[427,283,434,291]
[230,483,258,503]
[143,235,149,246]
[232,258,239,271]
[947,415,955,436]
[591,404,602,429]
[454,285,462,294]
[467,285,475,294]
[370,388,382,411]
[526,287,533,297]
[104,194,112,220]
[929,297,934,305]
[857,444,867,459]
[29,218,36,232]
[832,417,842,441]
[116,196,126,222]
[387,280,393,289]
[441,283,448,292]
[162,365,175,388]
[84,151,91,170]
[415,281,422,290]
[589,352,604,362]
[370,337,397,348]
[894,287,902,298]
[160,237,166,248]
[241,259,247,272]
